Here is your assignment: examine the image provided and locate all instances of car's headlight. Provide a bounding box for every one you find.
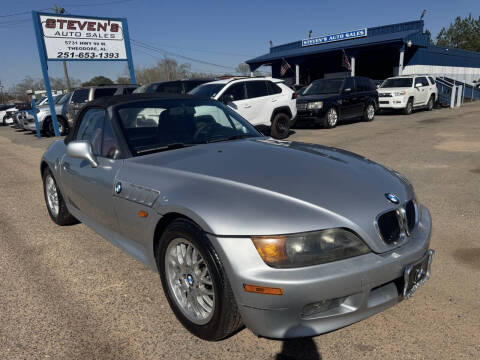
[251,228,370,268]
[394,91,406,96]
[307,101,323,110]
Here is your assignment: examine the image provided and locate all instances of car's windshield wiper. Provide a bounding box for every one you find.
[136,143,196,155]
[205,134,252,144]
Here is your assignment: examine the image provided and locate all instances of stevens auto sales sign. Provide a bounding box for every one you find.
[39,15,127,60]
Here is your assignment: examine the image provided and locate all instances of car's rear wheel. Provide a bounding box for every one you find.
[427,95,434,111]
[270,112,290,139]
[323,107,338,128]
[363,103,375,121]
[157,219,242,341]
[42,168,78,226]
[403,99,413,115]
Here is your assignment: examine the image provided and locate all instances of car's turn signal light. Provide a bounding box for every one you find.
[243,284,284,295]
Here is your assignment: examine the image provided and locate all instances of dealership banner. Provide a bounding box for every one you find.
[39,15,127,60]
[302,28,367,47]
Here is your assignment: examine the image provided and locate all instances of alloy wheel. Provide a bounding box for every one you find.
[367,104,375,120]
[327,108,338,127]
[45,175,59,217]
[165,238,215,325]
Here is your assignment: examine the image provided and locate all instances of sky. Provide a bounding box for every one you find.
[0,0,479,88]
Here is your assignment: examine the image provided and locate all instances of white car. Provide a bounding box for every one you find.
[378,75,438,115]
[190,77,297,139]
[1,106,20,126]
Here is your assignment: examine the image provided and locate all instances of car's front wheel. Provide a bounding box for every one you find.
[363,103,375,121]
[270,112,290,139]
[157,219,242,341]
[403,98,413,115]
[45,117,67,137]
[323,107,338,128]
[42,168,78,226]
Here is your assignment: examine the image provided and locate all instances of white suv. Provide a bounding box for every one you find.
[378,75,438,115]
[190,77,297,139]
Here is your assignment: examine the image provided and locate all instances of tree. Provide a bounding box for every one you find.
[436,14,480,52]
[82,76,114,86]
[235,63,263,76]
[116,76,131,84]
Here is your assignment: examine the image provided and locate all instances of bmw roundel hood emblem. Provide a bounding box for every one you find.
[385,193,400,204]
[115,182,122,194]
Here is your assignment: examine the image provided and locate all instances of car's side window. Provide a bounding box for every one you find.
[76,108,105,155]
[266,81,282,95]
[343,77,354,92]
[223,83,246,102]
[246,81,269,99]
[101,118,120,159]
[415,77,428,87]
[93,88,117,99]
[428,77,436,85]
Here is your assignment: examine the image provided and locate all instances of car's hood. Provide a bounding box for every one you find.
[124,138,414,253]
[296,94,338,102]
[378,87,411,93]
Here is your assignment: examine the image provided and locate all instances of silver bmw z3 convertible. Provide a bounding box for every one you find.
[41,93,434,341]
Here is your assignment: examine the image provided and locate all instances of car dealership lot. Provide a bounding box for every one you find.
[0,104,479,359]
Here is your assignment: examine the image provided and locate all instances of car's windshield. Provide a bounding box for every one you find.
[189,83,225,98]
[381,78,413,88]
[132,84,150,94]
[116,99,261,156]
[57,93,71,105]
[303,79,344,95]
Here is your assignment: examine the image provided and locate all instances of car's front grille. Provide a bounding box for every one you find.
[379,101,389,104]
[377,200,417,244]
[378,93,392,97]
[297,103,307,111]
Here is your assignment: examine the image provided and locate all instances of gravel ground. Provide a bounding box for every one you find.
[0,103,479,360]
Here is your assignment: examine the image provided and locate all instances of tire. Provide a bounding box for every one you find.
[427,95,434,111]
[2,116,6,126]
[270,112,290,139]
[157,219,242,341]
[403,98,413,115]
[363,103,375,122]
[42,168,79,226]
[46,117,67,137]
[323,107,338,128]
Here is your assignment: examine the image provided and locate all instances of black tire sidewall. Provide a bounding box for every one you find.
[427,96,434,111]
[270,113,290,139]
[157,219,235,341]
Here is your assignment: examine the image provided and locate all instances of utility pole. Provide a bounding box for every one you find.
[54,4,71,92]
[0,81,4,104]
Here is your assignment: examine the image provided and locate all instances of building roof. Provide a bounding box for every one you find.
[246,20,428,67]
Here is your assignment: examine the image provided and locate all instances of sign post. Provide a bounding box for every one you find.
[32,11,136,137]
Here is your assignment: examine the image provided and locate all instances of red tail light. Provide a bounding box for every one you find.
[292,92,297,99]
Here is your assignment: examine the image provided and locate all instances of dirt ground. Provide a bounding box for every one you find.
[0,102,479,359]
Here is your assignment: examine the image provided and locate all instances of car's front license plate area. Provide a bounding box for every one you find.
[403,249,434,299]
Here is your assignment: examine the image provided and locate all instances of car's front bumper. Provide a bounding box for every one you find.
[378,97,407,109]
[209,205,433,339]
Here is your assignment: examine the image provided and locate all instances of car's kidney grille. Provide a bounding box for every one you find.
[377,200,417,244]
[377,211,400,244]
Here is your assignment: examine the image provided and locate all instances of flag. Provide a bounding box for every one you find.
[280,58,292,76]
[342,49,351,71]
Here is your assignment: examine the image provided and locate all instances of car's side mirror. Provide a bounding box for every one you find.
[66,140,98,168]
[415,83,422,88]
[223,94,235,103]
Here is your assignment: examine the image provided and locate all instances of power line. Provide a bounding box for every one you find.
[0,8,50,18]
[131,39,237,71]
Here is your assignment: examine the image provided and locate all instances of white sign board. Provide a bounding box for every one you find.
[39,15,127,60]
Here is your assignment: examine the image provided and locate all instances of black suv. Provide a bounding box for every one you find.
[295,76,378,128]
[133,79,214,94]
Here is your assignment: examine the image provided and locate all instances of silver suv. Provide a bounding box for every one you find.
[67,85,137,128]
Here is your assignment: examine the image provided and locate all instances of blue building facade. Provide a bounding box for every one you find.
[246,20,480,86]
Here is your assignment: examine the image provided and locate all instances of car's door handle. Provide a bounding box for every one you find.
[271,99,277,102]
[243,104,252,108]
